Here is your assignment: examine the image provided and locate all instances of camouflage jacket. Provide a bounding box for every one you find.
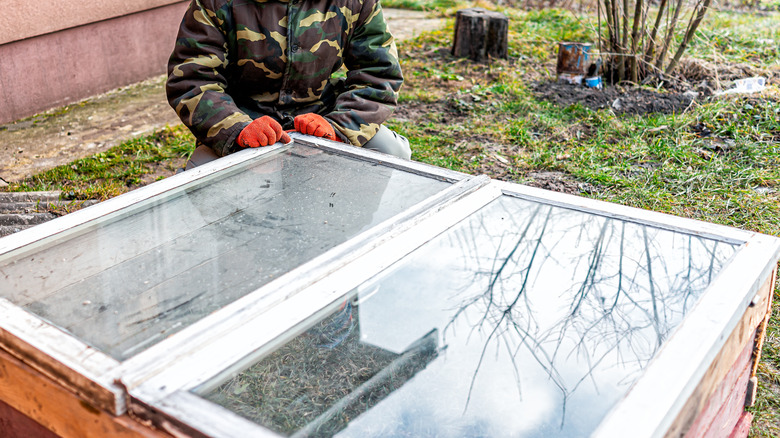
[166,0,403,156]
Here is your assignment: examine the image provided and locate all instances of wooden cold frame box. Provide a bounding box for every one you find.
[0,134,778,438]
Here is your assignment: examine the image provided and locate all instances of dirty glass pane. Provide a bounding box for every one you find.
[0,144,451,360]
[199,195,738,437]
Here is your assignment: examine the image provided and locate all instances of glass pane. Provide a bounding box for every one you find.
[200,195,739,437]
[0,144,450,360]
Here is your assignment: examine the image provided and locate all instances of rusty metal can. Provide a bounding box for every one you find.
[556,42,592,76]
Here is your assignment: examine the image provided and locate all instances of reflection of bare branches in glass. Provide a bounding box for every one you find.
[441,200,735,428]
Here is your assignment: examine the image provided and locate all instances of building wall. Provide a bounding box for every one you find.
[0,0,184,45]
[0,1,189,124]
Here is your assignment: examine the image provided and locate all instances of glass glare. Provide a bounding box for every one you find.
[202,195,738,437]
[0,145,450,360]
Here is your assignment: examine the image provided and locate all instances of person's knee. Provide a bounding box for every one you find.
[363,126,411,160]
[185,144,220,170]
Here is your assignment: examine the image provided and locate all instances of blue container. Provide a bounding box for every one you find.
[585,76,603,89]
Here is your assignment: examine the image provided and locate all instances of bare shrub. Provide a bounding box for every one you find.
[599,0,714,83]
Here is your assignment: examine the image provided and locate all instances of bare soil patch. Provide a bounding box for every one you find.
[392,100,473,125]
[531,81,695,115]
[525,171,598,195]
[531,56,780,117]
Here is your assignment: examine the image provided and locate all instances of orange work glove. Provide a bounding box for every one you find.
[237,116,292,148]
[294,113,339,142]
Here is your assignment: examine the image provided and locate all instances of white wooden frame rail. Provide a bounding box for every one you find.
[0,136,488,416]
[123,178,780,438]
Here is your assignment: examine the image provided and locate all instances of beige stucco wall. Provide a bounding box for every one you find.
[0,1,189,124]
[0,0,185,45]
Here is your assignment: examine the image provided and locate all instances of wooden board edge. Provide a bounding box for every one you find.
[0,299,124,414]
[727,412,754,438]
[750,266,777,380]
[0,398,59,438]
[0,348,170,438]
[0,298,125,415]
[663,269,776,437]
[685,341,753,437]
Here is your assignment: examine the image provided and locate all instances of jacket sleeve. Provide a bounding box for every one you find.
[166,0,252,156]
[324,0,403,146]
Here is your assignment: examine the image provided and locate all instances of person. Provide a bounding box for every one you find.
[166,0,412,168]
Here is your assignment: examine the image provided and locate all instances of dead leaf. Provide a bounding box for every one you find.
[646,125,668,133]
[493,153,509,164]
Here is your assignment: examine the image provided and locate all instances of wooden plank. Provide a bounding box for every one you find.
[0,398,59,438]
[727,412,753,438]
[0,200,97,214]
[684,340,753,437]
[662,271,775,437]
[0,299,124,414]
[751,267,777,379]
[701,357,752,438]
[0,191,62,202]
[0,348,169,438]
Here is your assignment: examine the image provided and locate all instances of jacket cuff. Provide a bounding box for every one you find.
[221,121,251,156]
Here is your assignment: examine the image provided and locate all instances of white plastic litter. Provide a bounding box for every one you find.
[558,73,584,85]
[717,77,766,95]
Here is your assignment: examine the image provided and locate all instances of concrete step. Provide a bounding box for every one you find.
[0,212,59,226]
[0,191,62,203]
[0,191,98,239]
[0,202,51,214]
[0,201,97,214]
[0,225,34,238]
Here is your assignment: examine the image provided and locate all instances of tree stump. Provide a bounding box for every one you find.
[451,8,508,63]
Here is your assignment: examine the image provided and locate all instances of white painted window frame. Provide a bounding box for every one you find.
[122,175,780,438]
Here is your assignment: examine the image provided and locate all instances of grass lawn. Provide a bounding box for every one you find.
[4,2,780,435]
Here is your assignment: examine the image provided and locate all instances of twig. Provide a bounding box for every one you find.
[665,0,714,75]
[643,0,670,65]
